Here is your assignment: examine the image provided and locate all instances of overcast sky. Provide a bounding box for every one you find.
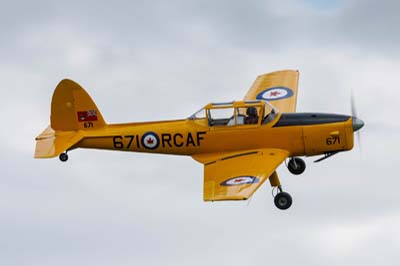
[1,0,400,265]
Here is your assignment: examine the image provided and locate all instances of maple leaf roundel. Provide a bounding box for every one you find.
[141,132,160,149]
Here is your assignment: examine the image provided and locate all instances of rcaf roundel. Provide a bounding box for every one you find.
[141,132,160,149]
[256,87,294,101]
[220,176,259,186]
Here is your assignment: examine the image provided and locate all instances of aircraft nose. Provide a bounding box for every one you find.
[352,117,364,132]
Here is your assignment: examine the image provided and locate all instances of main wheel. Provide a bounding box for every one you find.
[287,157,306,175]
[59,153,68,162]
[274,192,292,210]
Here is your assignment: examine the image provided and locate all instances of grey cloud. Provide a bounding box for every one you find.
[1,0,400,265]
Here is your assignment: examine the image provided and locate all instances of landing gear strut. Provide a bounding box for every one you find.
[59,152,68,162]
[287,157,306,175]
[273,186,292,210]
[269,172,293,210]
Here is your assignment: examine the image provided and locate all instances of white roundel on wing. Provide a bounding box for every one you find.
[256,87,294,101]
[222,176,258,186]
[261,88,288,100]
[142,133,159,149]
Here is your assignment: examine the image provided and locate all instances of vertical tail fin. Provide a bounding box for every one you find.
[35,79,106,158]
[51,79,106,131]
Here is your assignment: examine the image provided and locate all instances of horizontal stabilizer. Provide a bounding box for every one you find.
[34,126,83,158]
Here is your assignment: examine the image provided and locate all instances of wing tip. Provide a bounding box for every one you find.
[257,69,299,78]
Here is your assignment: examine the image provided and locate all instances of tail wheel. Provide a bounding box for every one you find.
[59,152,68,162]
[287,157,306,175]
[274,192,292,210]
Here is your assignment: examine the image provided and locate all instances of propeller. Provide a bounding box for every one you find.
[351,90,364,152]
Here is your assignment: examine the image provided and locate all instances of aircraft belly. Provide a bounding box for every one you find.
[266,126,305,156]
[199,126,305,156]
[77,122,307,157]
[76,125,209,155]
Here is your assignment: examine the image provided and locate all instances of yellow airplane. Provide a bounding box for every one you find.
[34,70,364,210]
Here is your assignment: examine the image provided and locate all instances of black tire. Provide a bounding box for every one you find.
[59,153,68,162]
[287,157,306,175]
[274,192,292,210]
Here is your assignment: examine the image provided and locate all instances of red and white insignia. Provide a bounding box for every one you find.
[77,110,98,122]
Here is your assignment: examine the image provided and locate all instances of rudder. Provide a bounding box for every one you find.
[51,79,106,131]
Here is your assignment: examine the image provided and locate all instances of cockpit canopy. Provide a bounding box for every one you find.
[189,100,278,127]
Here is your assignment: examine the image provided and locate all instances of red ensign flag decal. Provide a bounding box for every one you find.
[77,110,98,122]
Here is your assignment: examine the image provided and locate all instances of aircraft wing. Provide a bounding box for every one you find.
[243,70,299,113]
[193,148,289,201]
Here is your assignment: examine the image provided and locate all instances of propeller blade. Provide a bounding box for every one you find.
[351,90,357,118]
